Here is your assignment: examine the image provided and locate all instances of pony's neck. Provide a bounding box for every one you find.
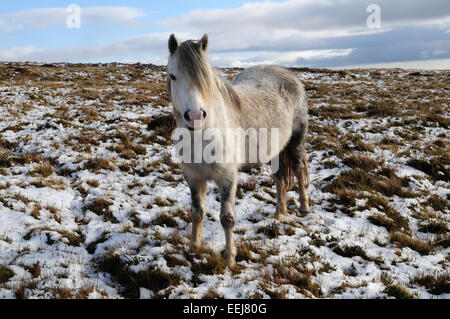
[210,69,241,115]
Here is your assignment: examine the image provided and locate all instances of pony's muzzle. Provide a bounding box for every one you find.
[184,109,207,130]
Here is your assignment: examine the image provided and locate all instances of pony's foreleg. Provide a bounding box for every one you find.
[217,173,237,268]
[186,178,207,251]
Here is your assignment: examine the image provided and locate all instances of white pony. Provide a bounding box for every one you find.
[167,34,310,267]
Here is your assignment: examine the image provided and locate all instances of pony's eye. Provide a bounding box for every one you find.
[169,74,177,81]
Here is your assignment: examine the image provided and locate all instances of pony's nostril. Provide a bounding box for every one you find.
[202,109,207,119]
[184,111,191,122]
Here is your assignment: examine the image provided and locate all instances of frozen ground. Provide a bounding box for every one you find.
[0,63,448,299]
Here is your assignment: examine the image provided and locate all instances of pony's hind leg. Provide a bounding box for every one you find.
[287,124,311,214]
[185,175,207,251]
[294,154,310,214]
[215,171,238,268]
[273,158,288,220]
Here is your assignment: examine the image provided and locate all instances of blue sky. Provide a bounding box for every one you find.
[0,0,449,68]
[0,1,247,49]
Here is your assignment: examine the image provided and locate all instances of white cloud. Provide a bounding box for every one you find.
[162,0,450,33]
[0,1,448,68]
[0,32,190,62]
[0,46,40,60]
[0,6,146,31]
[160,0,450,58]
[210,49,354,68]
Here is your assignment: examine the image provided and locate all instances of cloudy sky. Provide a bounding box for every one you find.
[0,0,449,68]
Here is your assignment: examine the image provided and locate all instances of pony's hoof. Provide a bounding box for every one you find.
[190,242,200,253]
[226,257,236,269]
[274,209,287,221]
[225,246,237,268]
[300,205,311,214]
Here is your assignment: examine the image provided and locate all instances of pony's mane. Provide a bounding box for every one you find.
[176,40,241,110]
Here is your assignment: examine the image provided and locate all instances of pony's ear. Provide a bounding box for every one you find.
[169,34,180,55]
[199,34,208,52]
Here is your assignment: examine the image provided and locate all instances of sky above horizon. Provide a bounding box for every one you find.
[0,0,449,69]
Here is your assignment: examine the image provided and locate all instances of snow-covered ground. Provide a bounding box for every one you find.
[0,63,448,299]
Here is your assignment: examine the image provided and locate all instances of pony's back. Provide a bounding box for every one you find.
[233,65,304,106]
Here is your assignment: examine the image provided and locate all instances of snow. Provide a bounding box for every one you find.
[0,63,448,299]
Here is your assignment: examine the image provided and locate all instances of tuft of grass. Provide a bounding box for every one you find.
[324,168,414,198]
[147,114,176,143]
[33,161,53,177]
[153,213,178,228]
[237,179,257,198]
[342,154,379,170]
[59,230,84,247]
[252,193,276,205]
[390,232,433,255]
[257,222,280,239]
[414,273,450,295]
[14,282,27,299]
[86,232,109,254]
[258,281,287,299]
[98,254,180,298]
[368,214,396,231]
[164,255,188,268]
[0,151,42,168]
[328,188,358,215]
[52,287,74,299]
[86,179,100,188]
[284,225,296,236]
[418,221,448,234]
[192,253,227,276]
[366,196,410,232]
[83,157,114,172]
[407,158,449,182]
[111,142,146,159]
[426,194,448,212]
[0,266,14,283]
[332,245,369,260]
[291,272,321,297]
[344,134,375,153]
[75,285,95,299]
[83,198,117,223]
[309,234,326,248]
[31,203,42,219]
[384,284,414,299]
[154,197,174,207]
[28,263,41,279]
[135,268,181,295]
[202,289,221,299]
[268,259,321,297]
[236,242,254,262]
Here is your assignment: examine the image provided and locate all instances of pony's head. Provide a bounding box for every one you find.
[167,34,213,130]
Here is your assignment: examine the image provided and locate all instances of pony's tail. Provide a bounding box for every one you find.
[280,151,309,190]
[280,150,296,190]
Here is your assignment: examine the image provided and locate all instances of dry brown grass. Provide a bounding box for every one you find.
[1,63,448,299]
[413,273,450,295]
[389,232,434,255]
[98,253,181,298]
[324,168,414,198]
[366,195,410,232]
[83,198,117,223]
[83,157,115,172]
